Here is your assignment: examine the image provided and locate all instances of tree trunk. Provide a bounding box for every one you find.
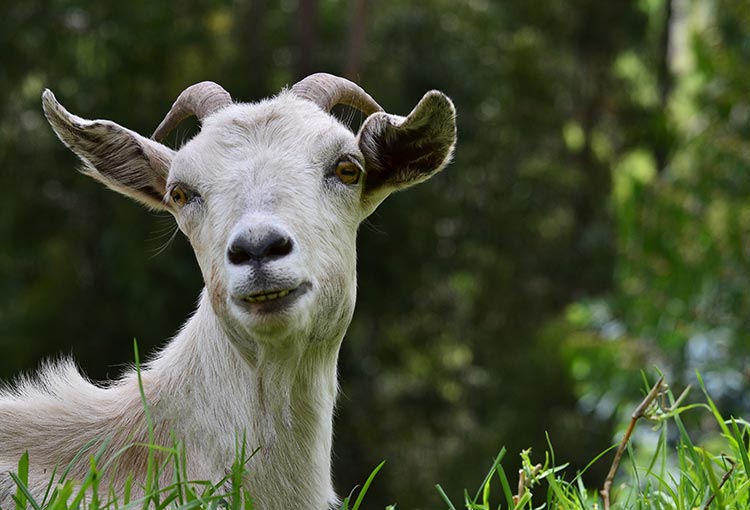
[654,0,673,174]
[345,0,370,80]
[235,0,270,99]
[293,0,319,81]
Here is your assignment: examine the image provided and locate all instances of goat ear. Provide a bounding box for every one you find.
[42,90,174,210]
[357,90,456,208]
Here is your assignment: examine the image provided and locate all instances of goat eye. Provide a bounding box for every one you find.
[335,161,361,185]
[170,186,192,207]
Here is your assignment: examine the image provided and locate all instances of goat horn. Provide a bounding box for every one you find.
[291,73,384,116]
[152,81,232,142]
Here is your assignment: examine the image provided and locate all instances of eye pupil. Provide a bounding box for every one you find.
[336,161,361,184]
[171,187,189,206]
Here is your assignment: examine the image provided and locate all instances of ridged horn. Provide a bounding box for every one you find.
[291,73,383,115]
[152,81,232,141]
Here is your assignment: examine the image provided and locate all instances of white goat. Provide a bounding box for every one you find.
[0,74,456,510]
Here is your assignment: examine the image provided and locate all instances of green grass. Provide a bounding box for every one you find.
[436,373,749,510]
[2,372,748,510]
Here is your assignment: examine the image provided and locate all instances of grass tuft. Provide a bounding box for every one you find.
[2,371,747,510]
[434,372,749,510]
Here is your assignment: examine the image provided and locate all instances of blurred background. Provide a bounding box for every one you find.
[1,0,748,507]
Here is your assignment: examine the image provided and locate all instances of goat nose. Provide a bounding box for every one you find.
[227,230,294,265]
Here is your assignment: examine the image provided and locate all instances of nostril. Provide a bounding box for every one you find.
[266,236,293,258]
[227,242,252,265]
[227,230,294,265]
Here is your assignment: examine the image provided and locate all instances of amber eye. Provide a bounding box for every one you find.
[335,161,361,185]
[170,186,190,207]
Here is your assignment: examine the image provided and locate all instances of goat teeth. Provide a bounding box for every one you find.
[244,288,295,303]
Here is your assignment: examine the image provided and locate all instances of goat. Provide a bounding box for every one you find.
[0,74,456,510]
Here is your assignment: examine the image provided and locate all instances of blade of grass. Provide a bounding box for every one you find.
[123,472,133,506]
[570,443,619,484]
[39,461,58,507]
[731,418,750,477]
[89,456,100,510]
[702,451,725,509]
[352,460,385,510]
[696,371,732,438]
[134,339,158,505]
[9,473,41,510]
[230,434,248,510]
[472,449,506,503]
[435,484,458,510]
[13,451,28,510]
[496,462,515,509]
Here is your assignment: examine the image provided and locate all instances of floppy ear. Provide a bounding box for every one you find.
[357,90,456,211]
[42,90,174,210]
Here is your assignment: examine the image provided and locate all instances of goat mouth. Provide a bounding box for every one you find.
[242,288,295,303]
[234,282,311,313]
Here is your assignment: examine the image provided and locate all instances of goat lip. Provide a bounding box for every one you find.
[234,282,311,313]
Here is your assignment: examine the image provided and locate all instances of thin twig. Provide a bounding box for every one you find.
[703,457,736,510]
[600,377,667,510]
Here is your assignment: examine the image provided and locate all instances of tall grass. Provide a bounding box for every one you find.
[437,373,749,510]
[3,372,748,510]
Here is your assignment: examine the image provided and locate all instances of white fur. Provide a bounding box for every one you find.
[1,83,456,510]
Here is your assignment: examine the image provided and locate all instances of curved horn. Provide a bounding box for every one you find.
[291,73,384,115]
[152,81,232,142]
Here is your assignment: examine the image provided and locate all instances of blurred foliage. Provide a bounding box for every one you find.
[0,0,748,508]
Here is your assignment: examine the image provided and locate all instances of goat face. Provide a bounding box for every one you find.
[170,97,365,345]
[42,75,456,351]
